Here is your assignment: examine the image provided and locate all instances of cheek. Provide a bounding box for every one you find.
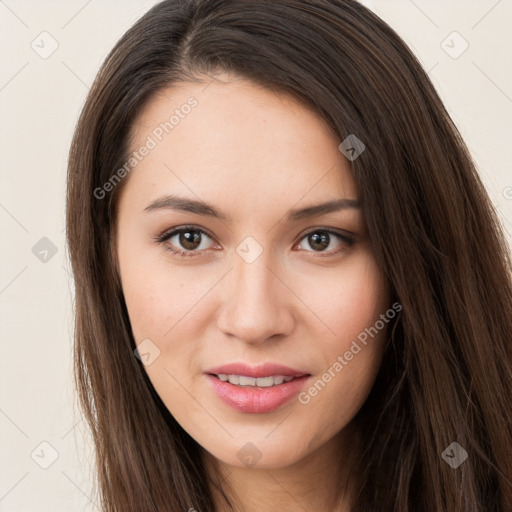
[117,232,210,343]
[124,275,223,342]
[298,249,389,351]
[294,252,389,421]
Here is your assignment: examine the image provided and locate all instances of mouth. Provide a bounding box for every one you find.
[204,362,309,379]
[204,363,311,413]
[208,373,304,388]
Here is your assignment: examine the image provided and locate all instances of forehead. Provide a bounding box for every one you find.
[122,74,358,215]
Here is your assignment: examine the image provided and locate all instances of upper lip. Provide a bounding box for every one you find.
[204,362,310,378]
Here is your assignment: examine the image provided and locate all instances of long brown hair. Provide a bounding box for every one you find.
[65,0,512,510]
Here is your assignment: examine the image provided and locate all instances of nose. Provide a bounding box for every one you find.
[216,249,295,345]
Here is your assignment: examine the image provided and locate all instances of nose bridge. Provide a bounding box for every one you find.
[234,249,275,304]
[217,241,294,343]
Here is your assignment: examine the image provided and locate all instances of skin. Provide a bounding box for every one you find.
[115,72,391,511]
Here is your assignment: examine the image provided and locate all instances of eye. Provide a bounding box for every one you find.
[154,226,355,258]
[154,226,217,257]
[296,229,354,256]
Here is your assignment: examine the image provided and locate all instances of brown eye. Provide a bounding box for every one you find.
[157,227,216,257]
[297,229,354,256]
[306,232,330,251]
[177,230,202,250]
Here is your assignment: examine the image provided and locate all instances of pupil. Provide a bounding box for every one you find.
[180,230,201,250]
[309,232,329,251]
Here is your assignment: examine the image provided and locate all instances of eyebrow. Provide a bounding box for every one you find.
[144,194,360,223]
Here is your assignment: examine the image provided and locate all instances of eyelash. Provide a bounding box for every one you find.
[153,225,355,259]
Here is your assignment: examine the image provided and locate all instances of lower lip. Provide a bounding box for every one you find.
[206,374,310,414]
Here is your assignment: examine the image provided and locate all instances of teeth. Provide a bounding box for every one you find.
[216,374,298,387]
[239,375,256,386]
[272,376,284,385]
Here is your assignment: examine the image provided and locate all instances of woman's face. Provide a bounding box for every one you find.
[116,72,391,470]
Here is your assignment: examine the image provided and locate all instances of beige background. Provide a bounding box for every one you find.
[1,1,511,510]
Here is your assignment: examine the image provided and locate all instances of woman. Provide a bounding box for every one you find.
[65,0,512,510]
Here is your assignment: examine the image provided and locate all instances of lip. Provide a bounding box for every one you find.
[204,362,311,414]
[204,362,308,378]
